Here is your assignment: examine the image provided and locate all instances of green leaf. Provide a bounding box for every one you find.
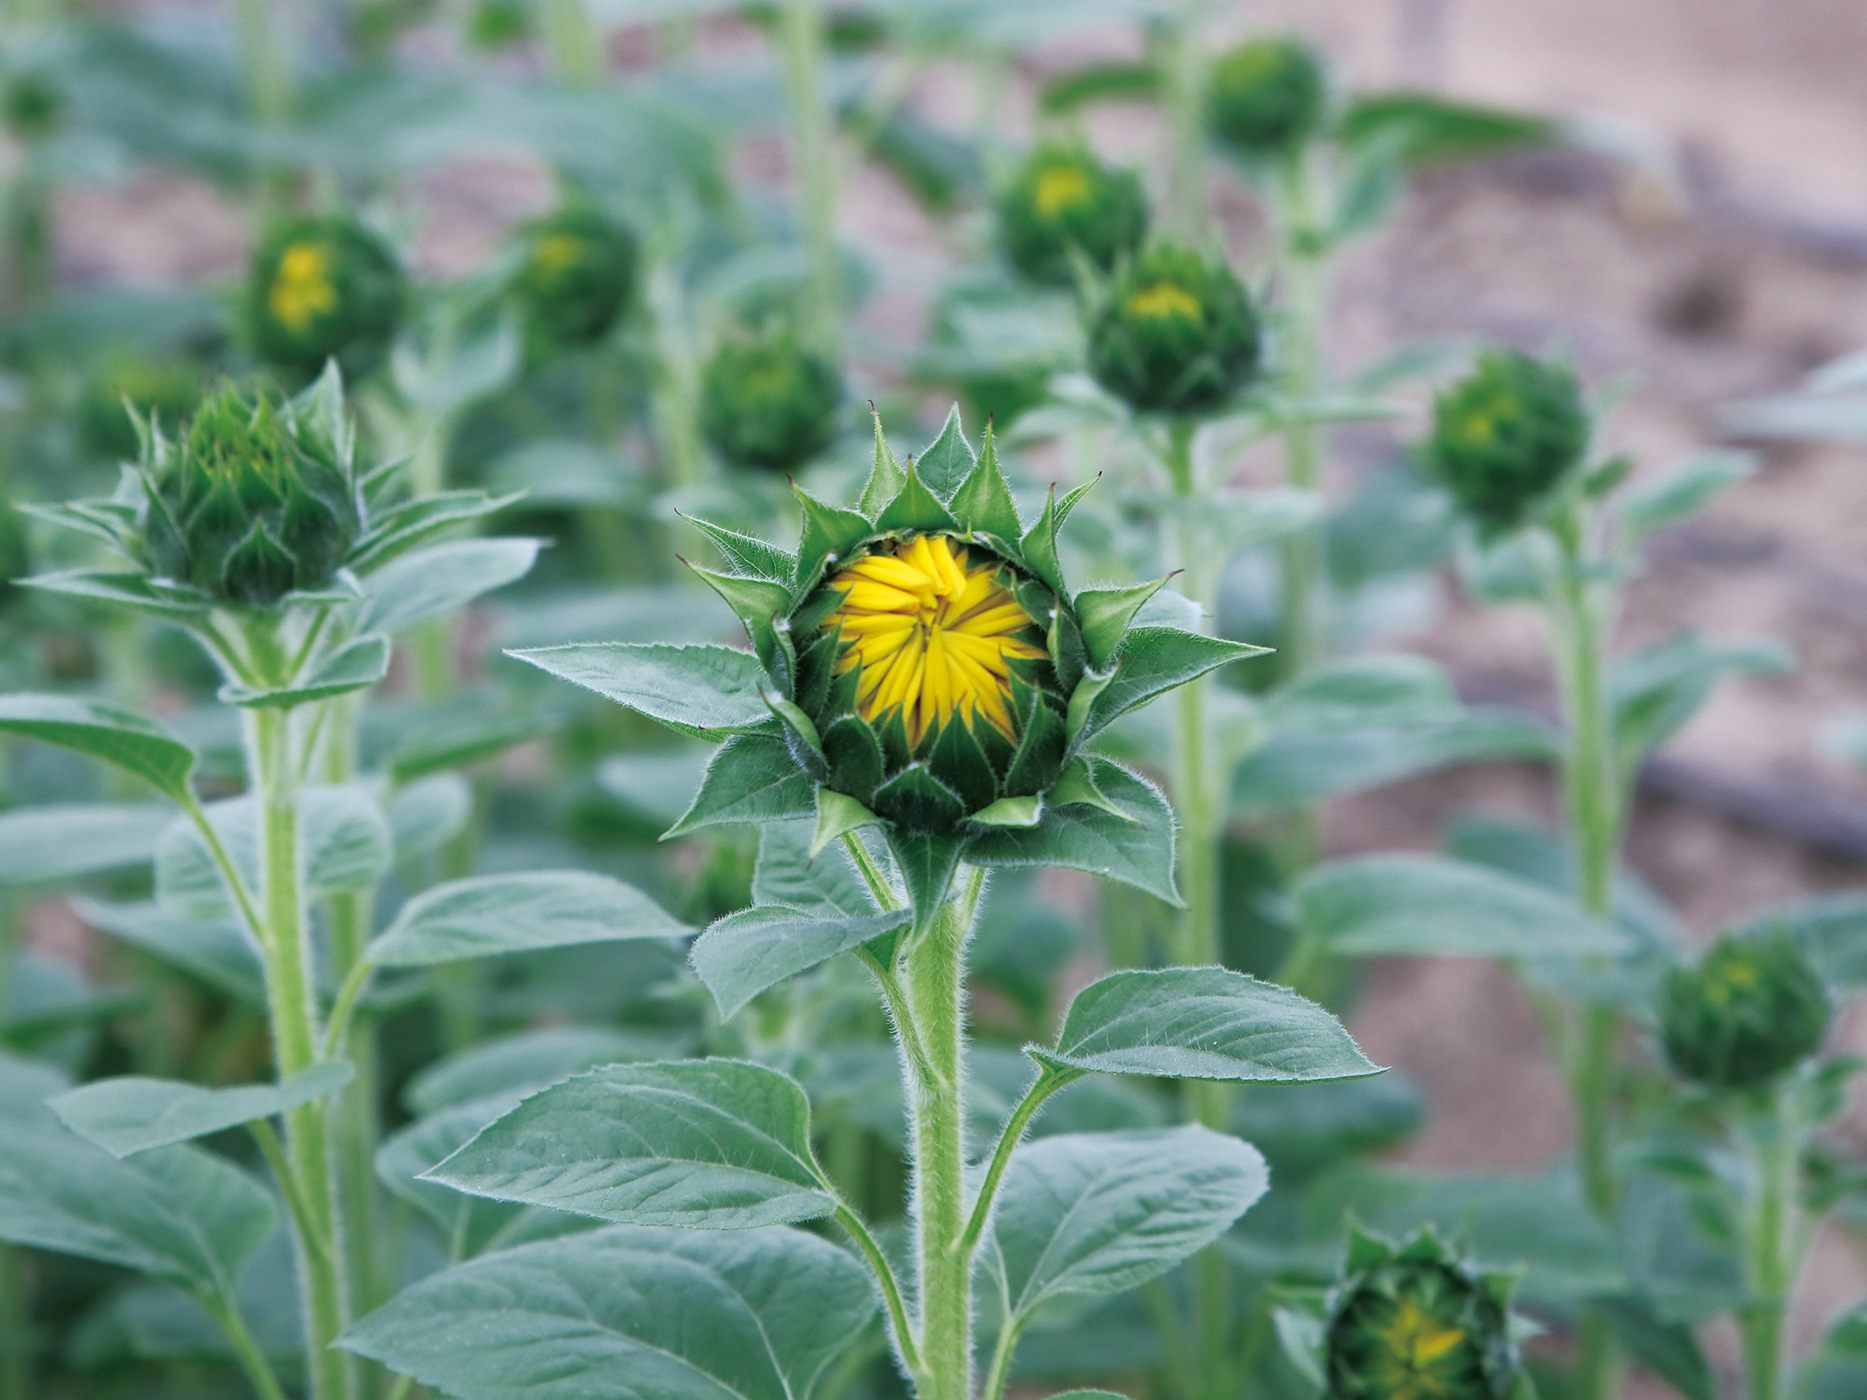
[19,570,210,620]
[428,1060,832,1228]
[1610,632,1792,774]
[220,634,391,708]
[377,1094,532,1255]
[1338,92,1555,167]
[988,1126,1268,1320]
[73,898,265,1005]
[507,643,774,737]
[1595,1295,1715,1400]
[792,485,876,588]
[49,1060,354,1157]
[689,566,794,673]
[367,871,691,968]
[948,424,1023,541]
[1019,480,1096,593]
[1295,854,1626,958]
[858,407,909,518]
[751,821,874,915]
[886,827,965,934]
[349,490,527,573]
[405,1025,696,1117]
[1075,629,1269,746]
[358,537,542,634]
[811,788,879,857]
[0,804,172,885]
[1074,578,1169,672]
[1045,966,1380,1082]
[966,758,1178,904]
[0,1058,276,1293]
[0,694,196,804]
[682,515,798,585]
[387,773,473,862]
[664,732,815,838]
[970,795,1043,828]
[875,458,961,535]
[382,707,546,784]
[155,786,391,923]
[915,403,975,500]
[339,1224,878,1400]
[691,905,909,1020]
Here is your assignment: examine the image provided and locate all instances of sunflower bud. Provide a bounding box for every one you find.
[248,216,405,381]
[1087,244,1261,416]
[1661,933,1830,1092]
[700,331,844,473]
[79,355,204,463]
[996,145,1147,286]
[1422,349,1589,530]
[1325,1226,1519,1400]
[1207,37,1328,159]
[2,71,58,140]
[140,381,360,608]
[512,207,638,348]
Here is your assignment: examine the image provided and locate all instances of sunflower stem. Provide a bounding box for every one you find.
[776,0,842,358]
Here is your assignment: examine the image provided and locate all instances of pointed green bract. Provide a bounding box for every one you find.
[875,457,961,535]
[792,486,874,589]
[948,424,1024,543]
[812,788,880,857]
[1020,478,1096,593]
[858,407,908,517]
[683,515,798,584]
[916,404,975,500]
[1073,627,1270,747]
[690,567,794,673]
[967,757,1177,903]
[665,733,816,838]
[1075,577,1171,670]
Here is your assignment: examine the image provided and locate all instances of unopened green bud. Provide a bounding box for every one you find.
[1662,933,1830,1091]
[2,71,58,140]
[248,216,405,381]
[996,145,1147,286]
[1326,1227,1518,1400]
[1087,244,1260,415]
[700,332,844,473]
[80,355,203,462]
[1207,37,1327,158]
[513,207,638,347]
[142,382,360,608]
[1423,349,1589,529]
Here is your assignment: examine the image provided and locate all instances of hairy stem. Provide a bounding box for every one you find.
[1738,1100,1800,1400]
[776,0,841,356]
[1157,0,1209,239]
[203,1290,291,1400]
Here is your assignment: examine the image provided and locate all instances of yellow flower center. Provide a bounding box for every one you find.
[1126,281,1203,324]
[1033,165,1094,219]
[269,242,339,335]
[824,534,1046,750]
[1367,1297,1468,1400]
[530,231,588,279]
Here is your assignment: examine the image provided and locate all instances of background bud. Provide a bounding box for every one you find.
[1422,348,1589,529]
[700,331,844,473]
[142,382,360,607]
[79,355,204,462]
[513,206,638,348]
[247,216,405,381]
[1207,37,1328,158]
[996,145,1147,286]
[1087,244,1260,415]
[1662,933,1830,1091]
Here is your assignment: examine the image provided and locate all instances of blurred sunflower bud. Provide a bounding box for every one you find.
[248,216,405,381]
[1087,244,1261,415]
[1422,349,1589,530]
[1207,36,1328,159]
[1325,1225,1520,1400]
[138,380,361,608]
[995,145,1147,286]
[512,206,638,348]
[1661,933,1830,1092]
[2,70,59,141]
[700,331,844,473]
[79,355,204,462]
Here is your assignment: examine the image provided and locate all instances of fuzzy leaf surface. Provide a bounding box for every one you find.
[368,871,690,968]
[664,732,815,837]
[966,758,1178,904]
[359,537,542,634]
[508,642,774,737]
[1076,628,1268,744]
[0,695,196,803]
[0,804,172,885]
[692,905,909,1020]
[49,1060,354,1157]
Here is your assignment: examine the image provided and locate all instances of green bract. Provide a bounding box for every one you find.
[996,144,1147,286]
[512,206,638,347]
[1422,349,1589,530]
[1087,244,1261,416]
[1207,36,1328,159]
[700,331,844,473]
[1324,1225,1520,1400]
[247,215,406,381]
[1661,932,1830,1091]
[511,407,1266,928]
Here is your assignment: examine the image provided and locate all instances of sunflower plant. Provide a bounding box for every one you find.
[325,407,1384,1400]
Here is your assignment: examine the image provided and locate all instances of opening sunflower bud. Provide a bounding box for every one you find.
[1325,1228,1519,1400]
[1087,244,1261,415]
[700,330,844,473]
[248,215,406,381]
[1207,36,1328,159]
[996,145,1148,286]
[1422,348,1589,530]
[1661,933,1830,1092]
[513,206,638,348]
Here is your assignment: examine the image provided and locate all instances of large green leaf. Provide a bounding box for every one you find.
[377,1092,535,1256]
[0,694,196,804]
[155,786,391,922]
[1075,629,1267,745]
[49,1060,354,1157]
[508,642,775,737]
[0,1055,275,1294]
[404,1025,694,1117]
[359,538,542,636]
[1044,967,1379,1082]
[0,804,172,885]
[987,1126,1267,1321]
[340,1224,877,1400]
[966,758,1178,905]
[663,732,815,837]
[73,898,265,1005]
[690,905,909,1020]
[428,1060,832,1229]
[750,821,875,915]
[1295,854,1626,958]
[367,871,690,968]
[219,635,392,709]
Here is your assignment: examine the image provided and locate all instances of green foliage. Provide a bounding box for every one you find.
[49,1061,354,1156]
[1207,36,1328,159]
[996,144,1147,285]
[1086,244,1261,415]
[1660,933,1831,1090]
